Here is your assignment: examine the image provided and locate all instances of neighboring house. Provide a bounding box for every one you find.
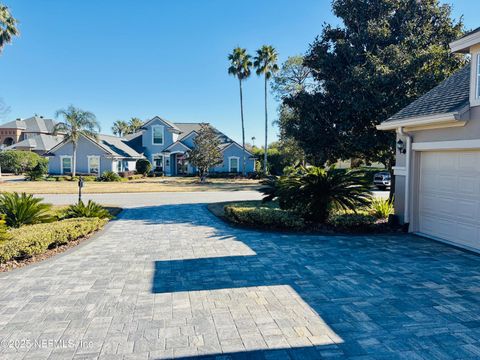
[378,27,480,252]
[125,116,255,176]
[0,115,63,154]
[46,116,255,176]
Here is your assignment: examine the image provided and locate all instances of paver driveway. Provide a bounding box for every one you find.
[1,196,480,359]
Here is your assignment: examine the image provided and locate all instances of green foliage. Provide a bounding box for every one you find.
[261,166,371,223]
[252,138,305,175]
[112,120,129,137]
[46,175,97,182]
[62,200,111,219]
[281,0,466,168]
[0,4,19,52]
[0,192,53,228]
[370,197,394,219]
[0,150,45,174]
[328,213,377,232]
[224,205,304,230]
[135,159,152,176]
[0,218,107,263]
[98,170,122,182]
[271,55,314,100]
[25,158,49,180]
[0,215,11,242]
[188,124,223,181]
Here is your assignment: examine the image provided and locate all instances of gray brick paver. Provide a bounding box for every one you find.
[0,195,479,359]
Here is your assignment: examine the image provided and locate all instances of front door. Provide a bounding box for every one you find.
[176,154,188,175]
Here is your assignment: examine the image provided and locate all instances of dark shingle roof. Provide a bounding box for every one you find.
[98,134,143,158]
[387,65,470,122]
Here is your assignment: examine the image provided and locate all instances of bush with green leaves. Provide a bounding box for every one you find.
[328,213,377,232]
[97,170,122,182]
[0,215,11,242]
[62,200,111,219]
[224,205,305,230]
[0,192,53,228]
[25,158,49,180]
[370,197,394,219]
[0,150,45,174]
[135,159,152,176]
[261,166,371,223]
[0,218,107,263]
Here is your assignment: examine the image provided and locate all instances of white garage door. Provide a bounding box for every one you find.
[419,150,480,251]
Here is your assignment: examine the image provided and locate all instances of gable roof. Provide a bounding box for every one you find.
[4,134,63,153]
[0,116,56,133]
[141,116,181,133]
[385,65,470,123]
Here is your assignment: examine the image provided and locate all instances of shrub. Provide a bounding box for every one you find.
[0,150,45,174]
[224,205,305,230]
[0,192,53,228]
[136,159,152,176]
[0,218,107,263]
[261,166,371,223]
[97,171,122,182]
[328,213,377,232]
[25,158,49,180]
[0,215,11,242]
[118,170,135,178]
[62,200,111,219]
[370,197,394,219]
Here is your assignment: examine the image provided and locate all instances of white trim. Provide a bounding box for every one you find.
[162,140,190,152]
[221,142,254,156]
[60,155,72,175]
[228,156,240,173]
[152,153,164,171]
[476,53,480,100]
[377,112,466,131]
[151,125,164,145]
[412,139,480,151]
[450,31,480,53]
[87,155,100,176]
[392,166,406,176]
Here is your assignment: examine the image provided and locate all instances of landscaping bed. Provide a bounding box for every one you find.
[208,200,399,234]
[0,194,121,272]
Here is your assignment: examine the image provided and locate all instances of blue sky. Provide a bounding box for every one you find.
[0,1,478,144]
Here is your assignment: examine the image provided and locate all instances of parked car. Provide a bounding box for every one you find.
[373,171,391,190]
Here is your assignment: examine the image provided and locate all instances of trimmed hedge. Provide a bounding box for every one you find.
[0,217,107,263]
[224,205,305,230]
[328,213,377,232]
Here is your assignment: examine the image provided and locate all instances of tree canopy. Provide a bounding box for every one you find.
[188,124,223,182]
[282,0,466,168]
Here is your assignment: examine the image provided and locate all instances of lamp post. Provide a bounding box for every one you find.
[78,175,84,203]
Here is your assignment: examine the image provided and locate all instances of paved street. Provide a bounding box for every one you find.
[1,192,479,359]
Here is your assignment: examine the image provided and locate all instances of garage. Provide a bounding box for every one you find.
[419,150,480,251]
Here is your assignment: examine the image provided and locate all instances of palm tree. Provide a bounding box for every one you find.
[112,120,129,137]
[128,117,143,134]
[0,4,18,53]
[228,47,252,176]
[254,45,279,174]
[53,105,100,177]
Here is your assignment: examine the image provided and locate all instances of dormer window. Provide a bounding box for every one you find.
[152,125,164,145]
[477,54,480,99]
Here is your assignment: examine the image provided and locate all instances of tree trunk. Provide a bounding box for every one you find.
[264,76,268,175]
[239,79,246,176]
[72,141,77,177]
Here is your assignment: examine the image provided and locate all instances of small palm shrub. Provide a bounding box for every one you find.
[62,200,111,219]
[0,192,53,228]
[98,170,122,182]
[136,159,152,176]
[370,197,394,219]
[262,166,371,223]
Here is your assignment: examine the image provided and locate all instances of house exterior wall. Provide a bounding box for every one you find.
[212,144,255,173]
[181,132,197,148]
[141,118,175,160]
[48,138,110,175]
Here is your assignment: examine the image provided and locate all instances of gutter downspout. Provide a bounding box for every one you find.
[397,127,412,225]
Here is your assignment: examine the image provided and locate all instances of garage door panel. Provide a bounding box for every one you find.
[419,151,480,251]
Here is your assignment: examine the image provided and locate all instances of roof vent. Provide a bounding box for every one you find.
[16,118,21,121]
[40,116,44,118]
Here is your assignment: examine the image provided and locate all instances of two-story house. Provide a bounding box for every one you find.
[46,116,255,176]
[0,115,63,154]
[378,27,480,252]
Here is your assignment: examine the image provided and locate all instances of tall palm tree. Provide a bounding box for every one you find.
[0,4,18,53]
[112,120,129,137]
[228,47,252,176]
[254,45,279,174]
[128,117,143,134]
[53,105,100,177]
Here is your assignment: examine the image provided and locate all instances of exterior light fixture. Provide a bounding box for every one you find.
[397,139,406,154]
